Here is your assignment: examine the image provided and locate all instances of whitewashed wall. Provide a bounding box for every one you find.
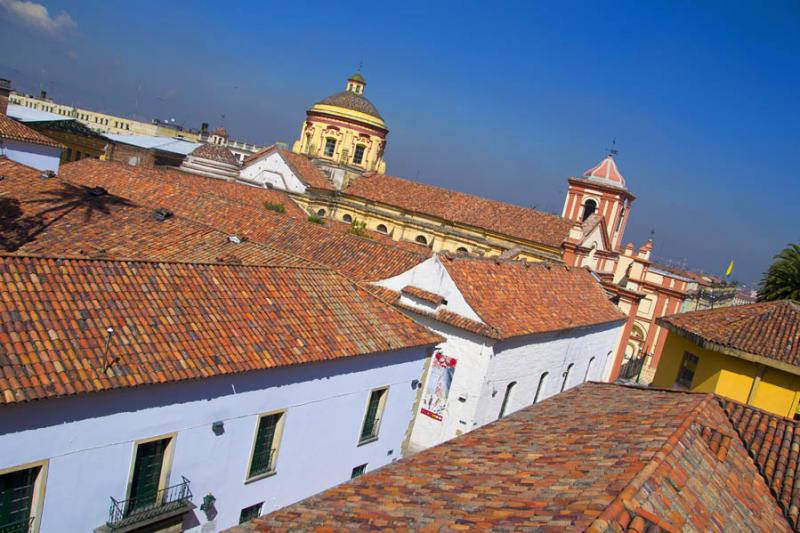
[238,151,307,193]
[404,314,493,453]
[474,322,624,426]
[1,140,61,172]
[0,347,427,533]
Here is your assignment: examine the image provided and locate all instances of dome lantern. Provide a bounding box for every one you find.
[346,72,366,95]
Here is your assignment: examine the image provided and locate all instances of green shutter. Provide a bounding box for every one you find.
[360,390,384,441]
[249,414,280,478]
[127,439,168,515]
[0,466,39,532]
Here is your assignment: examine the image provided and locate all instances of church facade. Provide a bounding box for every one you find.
[239,73,690,383]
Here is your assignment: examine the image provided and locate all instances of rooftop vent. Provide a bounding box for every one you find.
[227,235,242,244]
[39,170,56,179]
[152,207,174,222]
[88,186,107,197]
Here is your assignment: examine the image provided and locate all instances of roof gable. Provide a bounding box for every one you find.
[242,146,334,191]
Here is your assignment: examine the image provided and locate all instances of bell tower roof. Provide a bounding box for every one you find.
[582,155,627,190]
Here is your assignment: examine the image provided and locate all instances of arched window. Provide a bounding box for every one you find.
[581,199,597,222]
[353,145,366,165]
[584,357,596,381]
[415,235,428,245]
[376,224,388,233]
[316,209,326,217]
[560,363,574,392]
[342,214,353,223]
[456,247,469,254]
[324,138,336,157]
[499,381,517,418]
[533,372,548,404]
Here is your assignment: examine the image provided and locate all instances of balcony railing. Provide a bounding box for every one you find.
[107,477,192,530]
[0,517,34,533]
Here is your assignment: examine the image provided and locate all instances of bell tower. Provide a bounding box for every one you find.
[562,153,635,251]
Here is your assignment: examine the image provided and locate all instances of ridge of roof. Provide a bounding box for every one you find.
[343,172,574,248]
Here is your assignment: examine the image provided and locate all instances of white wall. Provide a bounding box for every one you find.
[1,140,61,172]
[0,347,427,533]
[376,256,485,323]
[474,322,623,426]
[404,314,493,453]
[238,151,307,193]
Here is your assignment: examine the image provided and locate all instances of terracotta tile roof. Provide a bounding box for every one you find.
[0,158,308,268]
[719,398,800,530]
[440,255,626,339]
[342,173,575,248]
[189,143,240,166]
[0,114,65,150]
[243,146,334,191]
[400,285,446,305]
[58,159,429,281]
[0,254,441,405]
[230,383,791,532]
[315,90,384,121]
[658,300,800,368]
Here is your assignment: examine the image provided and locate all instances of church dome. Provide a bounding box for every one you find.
[180,142,241,181]
[582,155,627,189]
[314,91,383,121]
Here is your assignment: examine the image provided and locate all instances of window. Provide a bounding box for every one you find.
[533,372,548,404]
[247,411,285,479]
[351,464,367,479]
[342,214,353,223]
[0,464,45,532]
[353,145,366,165]
[499,381,517,418]
[376,224,388,233]
[128,437,172,515]
[239,502,263,524]
[456,247,469,254]
[324,138,336,157]
[75,151,82,160]
[616,203,626,232]
[415,235,428,245]
[359,388,388,444]
[675,352,699,389]
[584,357,596,381]
[560,363,574,392]
[316,209,326,217]
[582,199,597,222]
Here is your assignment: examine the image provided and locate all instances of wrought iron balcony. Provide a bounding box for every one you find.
[106,477,192,531]
[0,517,34,533]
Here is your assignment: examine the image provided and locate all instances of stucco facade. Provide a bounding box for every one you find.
[0,348,428,532]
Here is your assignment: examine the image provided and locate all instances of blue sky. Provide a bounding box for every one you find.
[1,0,798,285]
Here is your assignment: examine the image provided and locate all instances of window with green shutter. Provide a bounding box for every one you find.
[350,464,367,479]
[0,466,40,533]
[248,413,283,479]
[127,438,169,515]
[359,388,387,443]
[238,502,263,524]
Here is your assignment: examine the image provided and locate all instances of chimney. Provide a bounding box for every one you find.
[40,89,47,100]
[201,122,209,135]
[0,79,10,115]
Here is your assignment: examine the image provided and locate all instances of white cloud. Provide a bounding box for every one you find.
[0,0,76,36]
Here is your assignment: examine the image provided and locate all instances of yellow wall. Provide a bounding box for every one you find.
[653,330,800,418]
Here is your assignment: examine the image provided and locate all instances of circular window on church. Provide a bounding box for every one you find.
[342,214,353,223]
[376,224,388,233]
[415,235,428,245]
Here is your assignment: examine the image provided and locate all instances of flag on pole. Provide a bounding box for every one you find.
[725,259,734,278]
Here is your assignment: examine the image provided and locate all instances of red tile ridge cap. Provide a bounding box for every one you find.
[587,390,716,532]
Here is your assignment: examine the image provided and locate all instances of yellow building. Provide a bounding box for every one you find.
[653,300,800,418]
[292,73,388,175]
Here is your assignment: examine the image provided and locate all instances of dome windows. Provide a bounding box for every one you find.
[353,145,366,165]
[324,138,337,157]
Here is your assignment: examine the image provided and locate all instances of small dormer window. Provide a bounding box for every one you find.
[324,138,336,157]
[353,145,366,165]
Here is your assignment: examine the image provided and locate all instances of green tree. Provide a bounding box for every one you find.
[758,243,800,301]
